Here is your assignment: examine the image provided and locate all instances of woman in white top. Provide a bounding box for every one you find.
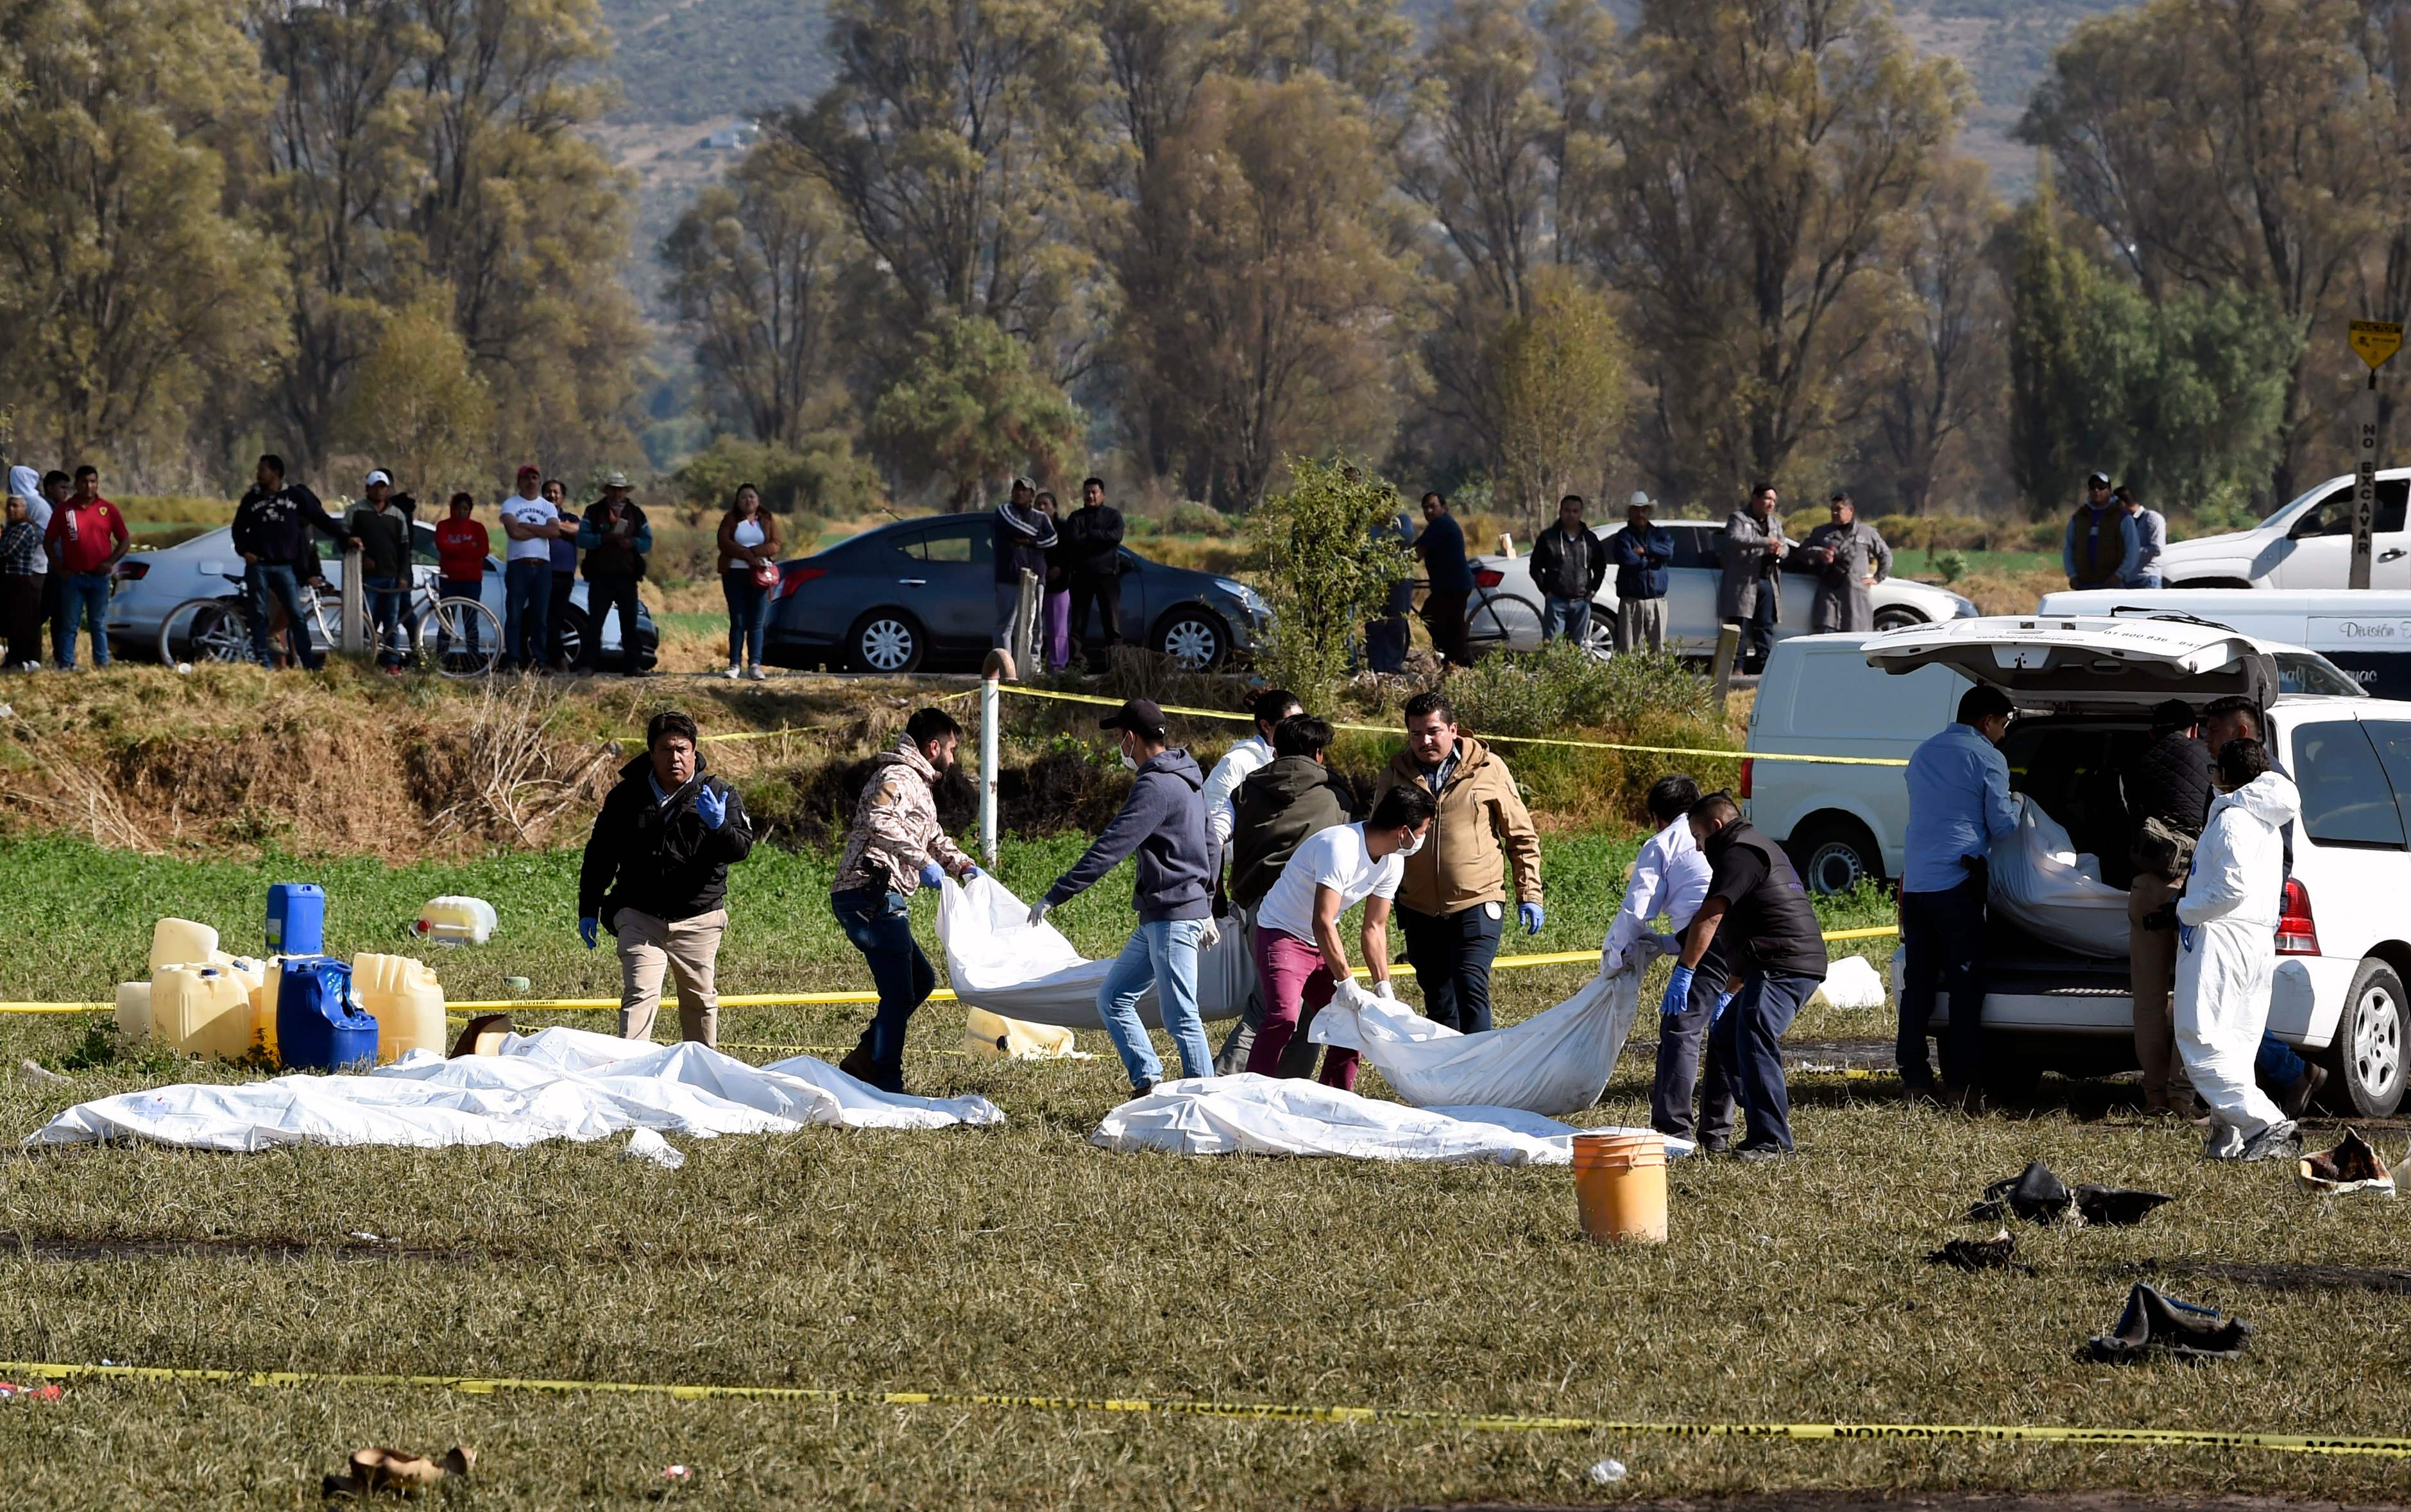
[717,483,785,679]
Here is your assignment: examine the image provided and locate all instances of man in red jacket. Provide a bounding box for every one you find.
[42,465,130,670]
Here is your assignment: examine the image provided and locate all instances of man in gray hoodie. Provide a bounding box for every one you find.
[1030,697,1220,1094]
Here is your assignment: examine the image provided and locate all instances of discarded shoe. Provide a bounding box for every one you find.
[323,1444,474,1496]
[2236,1121,2303,1164]
[1924,1230,2031,1273]
[2297,1128,2398,1196]
[1968,1160,2072,1223]
[2081,1282,2251,1364]
[2070,1184,2176,1227]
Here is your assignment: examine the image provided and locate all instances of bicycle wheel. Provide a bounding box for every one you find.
[418,597,502,679]
[371,602,421,671]
[157,597,254,665]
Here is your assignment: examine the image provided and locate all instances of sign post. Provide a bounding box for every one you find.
[2348,319,2403,590]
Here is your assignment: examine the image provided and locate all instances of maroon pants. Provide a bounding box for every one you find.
[1246,926,1359,1090]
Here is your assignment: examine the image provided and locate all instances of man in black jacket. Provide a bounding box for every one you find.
[1063,476,1125,665]
[578,709,755,1046]
[1213,713,1359,1074]
[1528,494,1608,645]
[232,453,352,670]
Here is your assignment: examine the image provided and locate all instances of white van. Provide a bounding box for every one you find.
[1744,618,2407,1115]
[2040,588,2411,700]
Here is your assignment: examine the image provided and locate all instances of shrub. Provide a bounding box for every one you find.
[1164,499,1237,537]
[1446,640,1717,738]
[670,432,880,524]
[1245,456,1414,708]
[1936,550,1968,584]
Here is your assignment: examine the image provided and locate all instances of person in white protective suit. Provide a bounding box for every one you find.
[2161,736,2302,1161]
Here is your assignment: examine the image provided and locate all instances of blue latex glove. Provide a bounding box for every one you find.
[1712,989,1735,1024]
[1519,901,1544,935]
[1658,963,1695,1021]
[960,865,982,881]
[578,916,599,950]
[919,861,947,889]
[695,784,728,831]
[2179,922,2198,953]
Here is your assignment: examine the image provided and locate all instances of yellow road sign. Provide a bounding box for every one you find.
[2351,319,2403,370]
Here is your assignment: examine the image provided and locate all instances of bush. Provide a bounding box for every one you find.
[1164,500,1237,537]
[670,432,881,525]
[1245,457,1414,708]
[1443,641,1734,825]
[1935,550,1968,584]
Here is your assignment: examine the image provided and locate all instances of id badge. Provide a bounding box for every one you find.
[1483,901,1503,921]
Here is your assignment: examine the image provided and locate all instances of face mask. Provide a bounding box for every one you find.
[1399,829,1426,858]
[1120,751,1139,773]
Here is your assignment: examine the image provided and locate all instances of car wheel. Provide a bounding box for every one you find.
[1154,609,1227,671]
[554,608,590,670]
[848,611,924,674]
[1785,813,1882,897]
[1872,606,1927,633]
[1583,612,1616,661]
[2323,959,2407,1117]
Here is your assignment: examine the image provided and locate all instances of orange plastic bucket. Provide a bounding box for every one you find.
[1571,1130,1668,1244]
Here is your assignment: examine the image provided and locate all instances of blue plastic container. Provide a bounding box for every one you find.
[275,957,377,1071]
[266,883,326,956]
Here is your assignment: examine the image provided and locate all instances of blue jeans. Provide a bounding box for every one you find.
[830,886,933,1091]
[504,559,550,669]
[434,579,484,656]
[1542,595,1592,645]
[722,568,769,667]
[1705,969,1819,1153]
[2256,1031,2307,1090]
[1096,918,1213,1091]
[365,575,407,666]
[55,572,111,668]
[244,563,321,670]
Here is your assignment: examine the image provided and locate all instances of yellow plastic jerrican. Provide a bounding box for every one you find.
[114,982,151,1042]
[961,1006,1078,1060]
[151,964,257,1062]
[248,956,286,1062]
[353,953,447,1062]
[148,918,219,975]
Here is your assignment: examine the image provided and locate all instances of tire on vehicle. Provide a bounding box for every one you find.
[1784,812,1884,897]
[848,610,925,674]
[2322,957,2408,1117]
[1152,607,1227,672]
[1871,606,1927,633]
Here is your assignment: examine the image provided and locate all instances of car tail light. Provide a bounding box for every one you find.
[1737,758,1753,799]
[2276,878,2320,955]
[1472,567,1504,588]
[115,559,148,581]
[773,565,824,602]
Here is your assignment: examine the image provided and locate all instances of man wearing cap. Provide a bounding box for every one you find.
[1029,699,1220,1094]
[1606,492,1674,654]
[1529,493,1609,647]
[2064,471,2140,591]
[499,464,573,671]
[1798,491,1891,634]
[993,478,1057,654]
[577,471,652,676]
[349,471,413,672]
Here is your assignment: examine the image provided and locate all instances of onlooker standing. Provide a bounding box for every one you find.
[45,465,132,670]
[543,478,579,669]
[991,478,1056,653]
[1028,699,1218,1096]
[1529,493,1608,647]
[717,482,781,681]
[830,708,984,1093]
[1415,491,1474,669]
[432,491,490,663]
[1372,691,1544,1034]
[1606,493,1673,654]
[1798,491,1891,634]
[1034,489,1072,670]
[37,471,69,666]
[0,490,46,669]
[8,468,56,667]
[1898,685,2019,1104]
[350,470,412,672]
[578,709,754,1048]
[498,465,567,672]
[1719,484,1789,674]
[1216,712,1359,1074]
[1245,786,1434,1090]
[1367,509,1417,673]
[576,471,652,677]
[1062,476,1124,666]
[2118,485,2165,589]
[232,454,346,672]
[2122,698,2213,1114]
[2063,470,2139,590]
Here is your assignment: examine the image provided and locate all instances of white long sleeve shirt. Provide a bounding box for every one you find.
[1602,815,1713,972]
[1203,733,1275,846]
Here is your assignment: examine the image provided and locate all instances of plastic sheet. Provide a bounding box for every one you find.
[1988,795,2131,958]
[1306,970,1643,1117]
[1816,955,1887,1011]
[935,874,1254,1029]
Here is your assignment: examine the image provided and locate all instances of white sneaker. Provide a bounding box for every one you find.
[744,666,767,681]
[722,664,740,679]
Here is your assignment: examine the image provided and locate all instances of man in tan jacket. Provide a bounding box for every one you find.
[1371,690,1544,1032]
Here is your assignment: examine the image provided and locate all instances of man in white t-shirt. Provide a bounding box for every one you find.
[1245,785,1436,1089]
[498,464,572,671]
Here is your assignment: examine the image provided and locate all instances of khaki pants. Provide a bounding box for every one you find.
[2127,874,2181,1105]
[1615,596,1667,653]
[615,907,726,1047]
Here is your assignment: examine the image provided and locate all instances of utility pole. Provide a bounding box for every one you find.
[2348,319,2402,590]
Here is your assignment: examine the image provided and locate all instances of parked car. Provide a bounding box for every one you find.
[766,514,1270,672]
[1743,616,2403,1114]
[109,520,658,670]
[2041,586,2411,700]
[1464,516,1975,657]
[2155,469,2411,588]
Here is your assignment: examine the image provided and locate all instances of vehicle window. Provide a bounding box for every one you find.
[1665,527,1710,570]
[2357,721,2411,842]
[411,523,438,565]
[2292,720,2407,849]
[2276,651,2365,697]
[919,524,991,565]
[886,532,927,563]
[2292,481,2409,538]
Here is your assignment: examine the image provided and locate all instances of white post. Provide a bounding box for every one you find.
[980,672,1000,867]
[339,543,366,652]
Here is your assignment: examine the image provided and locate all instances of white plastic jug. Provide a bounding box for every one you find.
[114,981,151,1042]
[151,963,256,1062]
[149,918,219,974]
[354,952,446,1061]
[409,896,497,946]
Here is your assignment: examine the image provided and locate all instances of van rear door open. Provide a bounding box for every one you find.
[1863,616,2277,711]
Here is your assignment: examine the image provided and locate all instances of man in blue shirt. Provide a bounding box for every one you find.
[1899,684,2019,1102]
[1606,493,1674,653]
[1415,491,1473,668]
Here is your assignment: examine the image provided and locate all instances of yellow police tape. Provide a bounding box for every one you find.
[993,683,1912,766]
[0,926,1902,1017]
[0,1359,2401,1459]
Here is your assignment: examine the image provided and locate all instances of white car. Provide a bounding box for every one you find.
[2155,468,2411,588]
[1742,616,2402,1114]
[1465,517,1975,657]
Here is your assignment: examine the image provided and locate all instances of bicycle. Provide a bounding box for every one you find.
[158,571,339,668]
[386,581,502,679]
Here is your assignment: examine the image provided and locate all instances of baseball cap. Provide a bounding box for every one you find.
[2086,471,2111,488]
[1099,698,1167,738]
[517,464,541,480]
[364,468,392,488]
[602,470,631,489]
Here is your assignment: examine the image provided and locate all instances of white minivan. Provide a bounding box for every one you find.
[1742,617,2405,1115]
